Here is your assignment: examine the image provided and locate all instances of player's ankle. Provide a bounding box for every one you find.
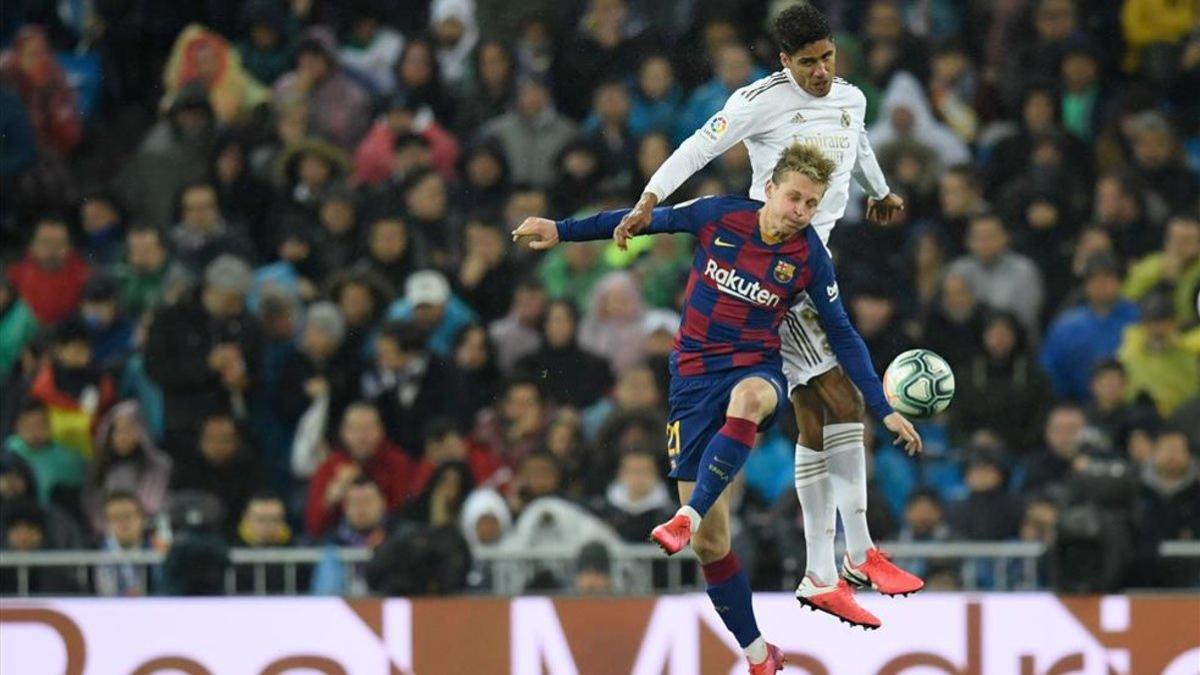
[744,637,768,664]
[805,570,833,587]
[678,505,702,532]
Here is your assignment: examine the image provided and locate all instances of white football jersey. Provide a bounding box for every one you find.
[644,69,889,246]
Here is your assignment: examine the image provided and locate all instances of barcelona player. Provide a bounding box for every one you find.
[513,144,921,672]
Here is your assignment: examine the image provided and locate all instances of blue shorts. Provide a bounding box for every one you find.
[665,366,788,481]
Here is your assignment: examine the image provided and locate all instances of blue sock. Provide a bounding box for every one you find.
[687,416,758,517]
[704,552,761,648]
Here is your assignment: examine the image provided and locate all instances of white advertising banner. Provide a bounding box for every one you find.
[1,593,1197,674]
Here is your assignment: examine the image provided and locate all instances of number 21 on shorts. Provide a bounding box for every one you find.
[666,420,681,471]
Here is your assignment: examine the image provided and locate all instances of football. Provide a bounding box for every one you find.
[883,349,956,418]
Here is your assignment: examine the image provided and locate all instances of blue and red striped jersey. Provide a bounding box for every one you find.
[556,195,893,419]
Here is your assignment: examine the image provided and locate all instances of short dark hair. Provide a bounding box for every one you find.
[34,213,72,231]
[104,489,143,510]
[619,447,657,465]
[127,224,165,242]
[968,211,1006,231]
[515,275,545,293]
[378,320,427,353]
[505,375,543,399]
[393,132,429,152]
[52,317,90,346]
[943,163,981,191]
[422,417,462,445]
[3,499,46,531]
[17,399,46,418]
[248,489,283,504]
[907,487,942,507]
[1091,358,1126,380]
[774,3,832,54]
[348,475,382,492]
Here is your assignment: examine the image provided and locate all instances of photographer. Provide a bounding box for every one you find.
[1052,431,1140,592]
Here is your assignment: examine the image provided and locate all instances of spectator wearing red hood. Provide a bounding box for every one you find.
[0,25,82,156]
[7,216,90,325]
[351,91,460,187]
[305,402,416,538]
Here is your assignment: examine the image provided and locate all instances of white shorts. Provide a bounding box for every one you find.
[780,292,838,394]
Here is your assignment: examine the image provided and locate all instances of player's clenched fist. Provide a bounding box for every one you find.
[614,192,658,250]
[866,193,905,226]
[511,217,560,250]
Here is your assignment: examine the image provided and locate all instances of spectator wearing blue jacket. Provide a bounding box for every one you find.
[0,85,36,230]
[627,55,683,139]
[674,43,765,145]
[1040,253,1139,401]
[386,270,477,358]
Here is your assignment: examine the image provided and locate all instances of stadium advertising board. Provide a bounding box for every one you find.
[2,594,1197,674]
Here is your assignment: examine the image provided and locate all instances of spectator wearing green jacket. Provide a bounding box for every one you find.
[1123,215,1200,328]
[0,278,39,375]
[108,226,172,322]
[1118,292,1200,417]
[3,401,85,504]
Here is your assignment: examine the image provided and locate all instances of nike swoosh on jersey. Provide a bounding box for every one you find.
[714,237,737,248]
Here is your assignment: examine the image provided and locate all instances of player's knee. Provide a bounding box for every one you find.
[728,379,777,421]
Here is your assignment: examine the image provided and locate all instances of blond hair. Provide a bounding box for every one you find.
[770,143,836,186]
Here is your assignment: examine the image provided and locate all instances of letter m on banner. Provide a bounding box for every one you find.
[510,597,580,675]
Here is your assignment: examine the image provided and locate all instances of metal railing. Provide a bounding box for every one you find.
[1159,540,1200,558]
[0,548,371,597]
[1,541,1194,596]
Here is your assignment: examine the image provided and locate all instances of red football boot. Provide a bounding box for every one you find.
[842,548,925,597]
[747,642,786,674]
[795,575,881,630]
[649,513,692,555]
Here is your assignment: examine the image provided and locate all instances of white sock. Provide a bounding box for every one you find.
[744,636,768,664]
[824,423,874,565]
[677,505,702,533]
[794,444,837,586]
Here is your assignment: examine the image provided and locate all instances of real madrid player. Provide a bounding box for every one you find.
[514,144,920,671]
[613,4,925,628]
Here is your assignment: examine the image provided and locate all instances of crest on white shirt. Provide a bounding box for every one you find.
[701,114,729,141]
[840,109,851,127]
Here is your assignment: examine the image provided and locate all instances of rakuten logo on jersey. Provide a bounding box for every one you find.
[704,259,781,308]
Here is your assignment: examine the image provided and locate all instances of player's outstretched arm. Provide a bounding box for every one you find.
[621,88,763,249]
[517,198,723,252]
[803,232,922,454]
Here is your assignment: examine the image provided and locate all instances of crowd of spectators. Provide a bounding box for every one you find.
[0,0,1197,596]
